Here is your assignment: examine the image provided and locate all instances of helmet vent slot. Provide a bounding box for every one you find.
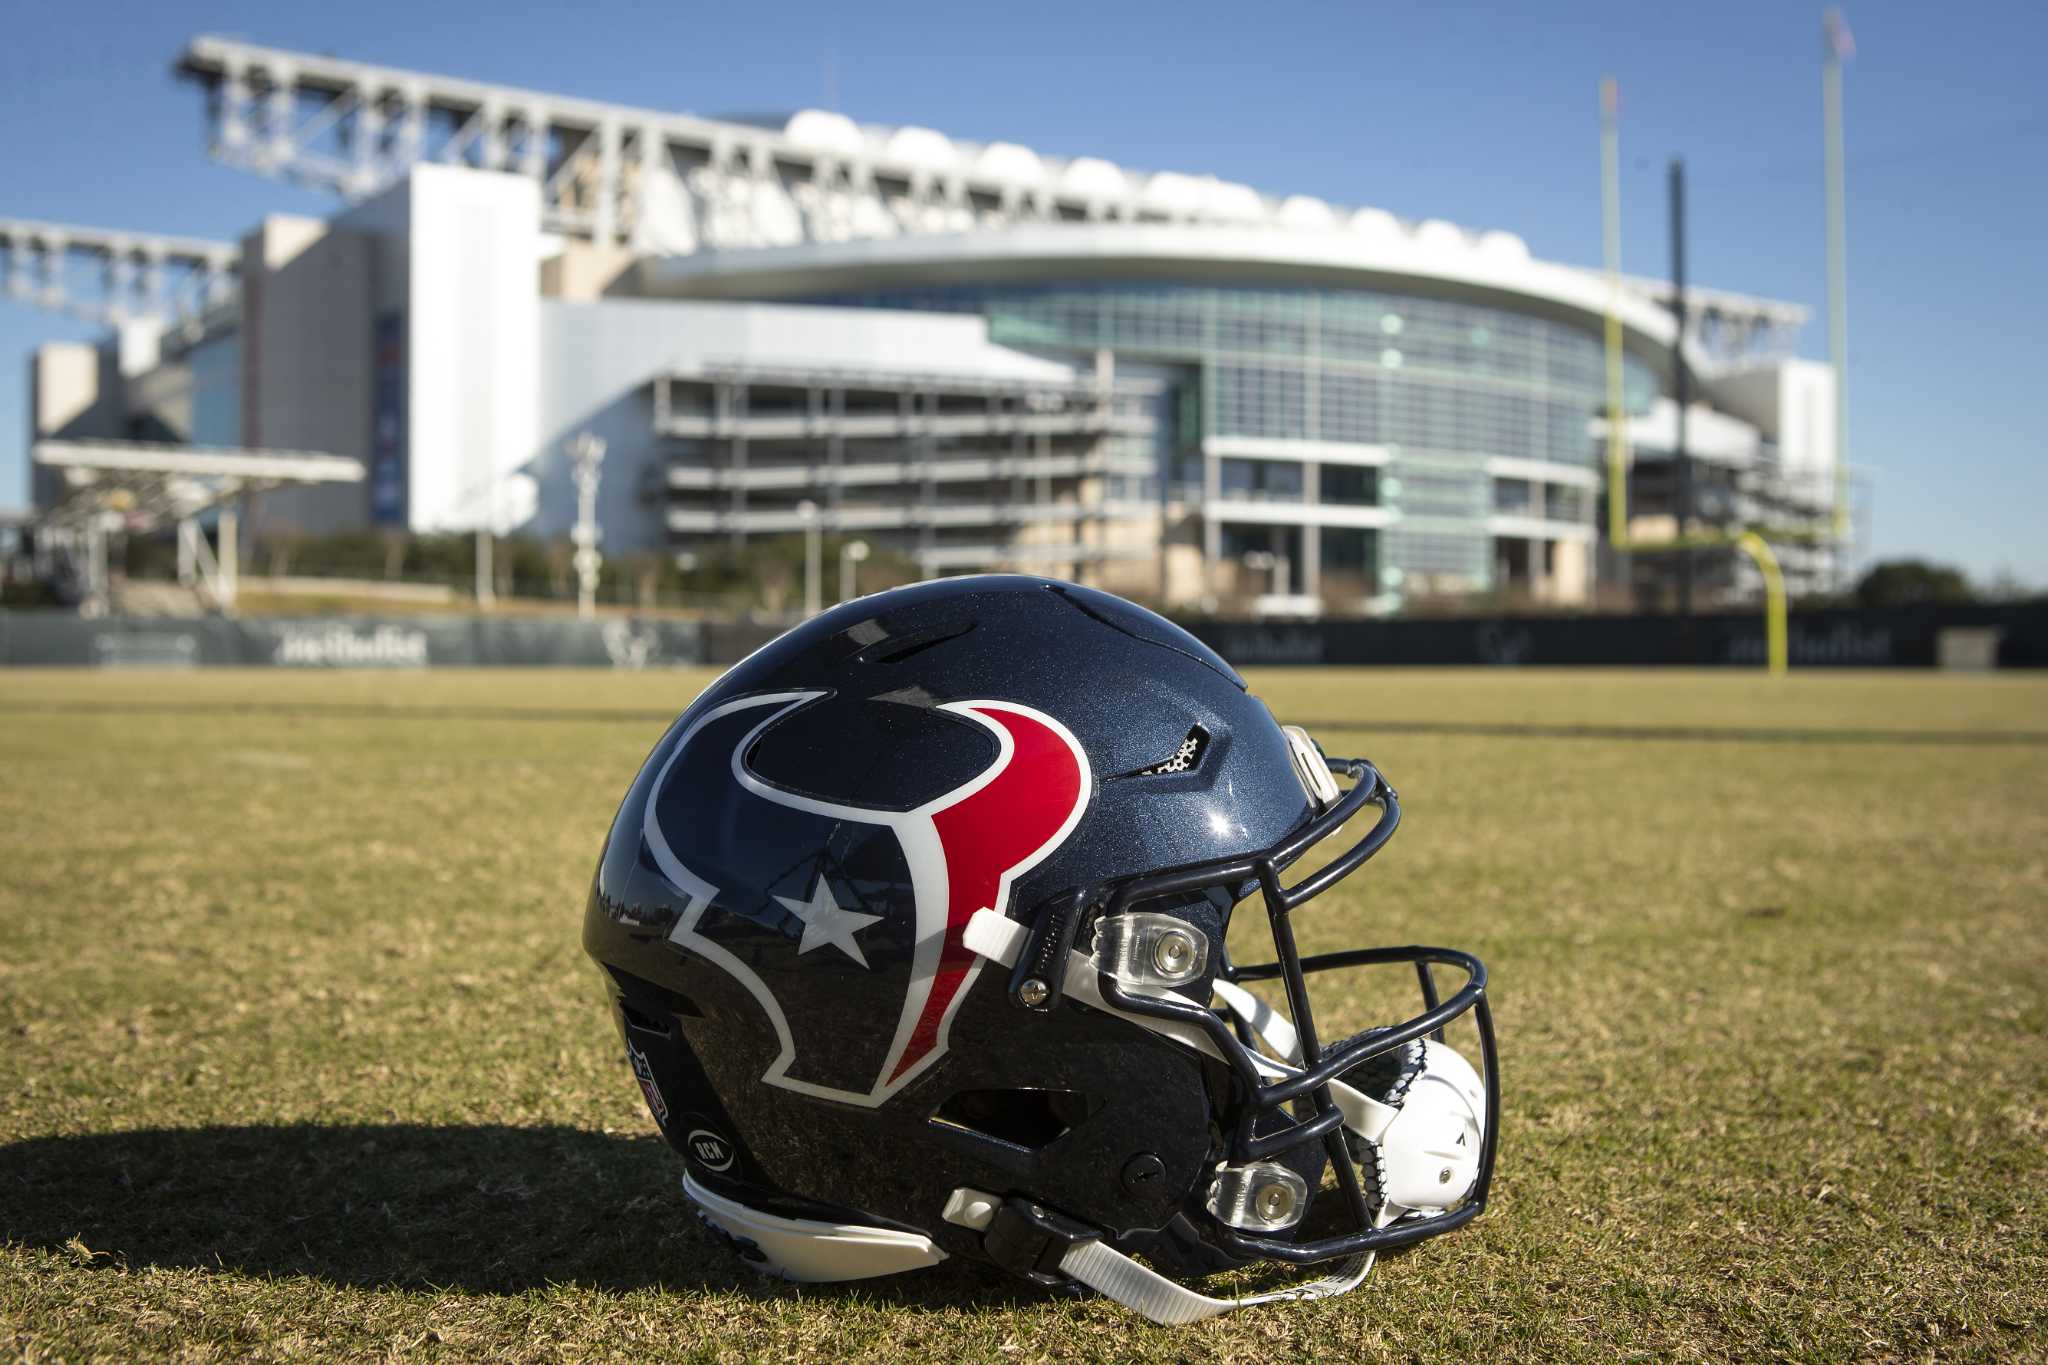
[605,966,704,1022]
[929,1088,1100,1152]
[1123,726,1208,778]
[618,1000,675,1036]
[855,619,977,665]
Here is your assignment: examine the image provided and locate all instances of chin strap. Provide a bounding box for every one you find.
[942,1187,1386,1327]
[1058,1231,1381,1326]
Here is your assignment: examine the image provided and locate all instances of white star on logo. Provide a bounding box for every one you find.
[774,874,884,969]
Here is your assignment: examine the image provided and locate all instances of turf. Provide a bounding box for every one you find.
[1,665,2043,1362]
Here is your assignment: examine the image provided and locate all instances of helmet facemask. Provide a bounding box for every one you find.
[957,736,1498,1320]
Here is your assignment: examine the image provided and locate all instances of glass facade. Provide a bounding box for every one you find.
[185,331,242,449]
[801,281,1656,594]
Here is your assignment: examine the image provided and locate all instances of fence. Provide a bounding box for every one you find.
[1,602,2042,669]
[1179,602,2048,669]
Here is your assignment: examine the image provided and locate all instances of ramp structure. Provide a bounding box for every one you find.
[32,439,363,615]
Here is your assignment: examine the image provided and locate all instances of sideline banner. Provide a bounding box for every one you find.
[4,603,2042,669]
[0,613,707,669]
[1181,603,2048,669]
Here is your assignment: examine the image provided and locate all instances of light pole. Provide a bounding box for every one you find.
[797,499,821,618]
[475,523,494,609]
[1822,7,1854,558]
[839,538,870,603]
[567,432,606,620]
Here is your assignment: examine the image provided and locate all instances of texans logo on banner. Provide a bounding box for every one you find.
[641,691,1090,1107]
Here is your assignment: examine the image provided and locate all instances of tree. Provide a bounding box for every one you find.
[1853,559,1973,609]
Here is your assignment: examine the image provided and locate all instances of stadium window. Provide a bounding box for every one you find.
[1321,465,1378,507]
[1219,458,1304,502]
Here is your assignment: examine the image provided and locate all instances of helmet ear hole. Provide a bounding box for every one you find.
[929,1088,1102,1152]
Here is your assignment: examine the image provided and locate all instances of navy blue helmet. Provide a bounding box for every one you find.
[583,576,1496,1324]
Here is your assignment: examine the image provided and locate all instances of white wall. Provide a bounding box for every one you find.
[403,165,542,533]
[1709,359,1837,485]
[28,342,121,511]
[237,214,376,536]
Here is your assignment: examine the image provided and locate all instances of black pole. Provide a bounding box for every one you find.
[1669,158,1692,615]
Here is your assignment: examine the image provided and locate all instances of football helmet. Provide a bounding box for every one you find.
[583,576,1496,1324]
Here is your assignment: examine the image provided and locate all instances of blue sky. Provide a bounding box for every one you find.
[4,0,2043,584]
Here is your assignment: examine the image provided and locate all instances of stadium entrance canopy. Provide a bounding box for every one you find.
[32,439,364,615]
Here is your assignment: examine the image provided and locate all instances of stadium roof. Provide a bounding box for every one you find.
[638,220,1725,378]
[172,33,1800,353]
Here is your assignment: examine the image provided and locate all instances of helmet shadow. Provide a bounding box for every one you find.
[0,1122,1024,1309]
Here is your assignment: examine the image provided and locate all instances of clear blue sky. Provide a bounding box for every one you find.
[4,0,2043,584]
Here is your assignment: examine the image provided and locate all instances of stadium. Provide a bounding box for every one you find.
[4,19,2047,1364]
[11,35,1838,618]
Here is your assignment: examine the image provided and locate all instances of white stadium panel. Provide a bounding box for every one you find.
[1476,230,1532,266]
[883,126,957,172]
[1059,157,1129,206]
[1276,196,1338,230]
[1142,172,1209,219]
[1348,207,1403,242]
[1413,219,1471,255]
[975,142,1045,185]
[783,109,865,156]
[1203,181,1268,223]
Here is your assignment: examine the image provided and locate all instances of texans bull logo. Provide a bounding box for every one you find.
[641,690,1090,1107]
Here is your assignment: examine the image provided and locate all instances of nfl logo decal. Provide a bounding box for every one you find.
[625,1037,669,1126]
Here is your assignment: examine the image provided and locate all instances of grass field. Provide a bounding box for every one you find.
[2,666,2044,1362]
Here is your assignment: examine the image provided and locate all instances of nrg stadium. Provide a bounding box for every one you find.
[9,36,1839,615]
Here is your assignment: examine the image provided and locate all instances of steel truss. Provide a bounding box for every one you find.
[0,219,238,328]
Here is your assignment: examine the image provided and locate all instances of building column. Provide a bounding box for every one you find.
[1201,444,1221,604]
[826,386,844,515]
[594,119,622,246]
[1302,463,1321,601]
[1009,396,1026,510]
[918,389,936,567]
[724,380,748,550]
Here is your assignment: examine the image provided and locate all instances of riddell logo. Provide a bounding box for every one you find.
[687,1128,736,1172]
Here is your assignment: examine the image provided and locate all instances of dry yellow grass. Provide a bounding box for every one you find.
[2,666,2044,1362]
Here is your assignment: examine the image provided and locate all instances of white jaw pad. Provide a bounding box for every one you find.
[683,1172,945,1282]
[1373,1038,1487,1213]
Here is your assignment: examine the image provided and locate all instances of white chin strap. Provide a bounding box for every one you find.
[939,1187,1389,1327]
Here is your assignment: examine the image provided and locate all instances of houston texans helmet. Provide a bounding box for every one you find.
[583,576,1497,1324]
